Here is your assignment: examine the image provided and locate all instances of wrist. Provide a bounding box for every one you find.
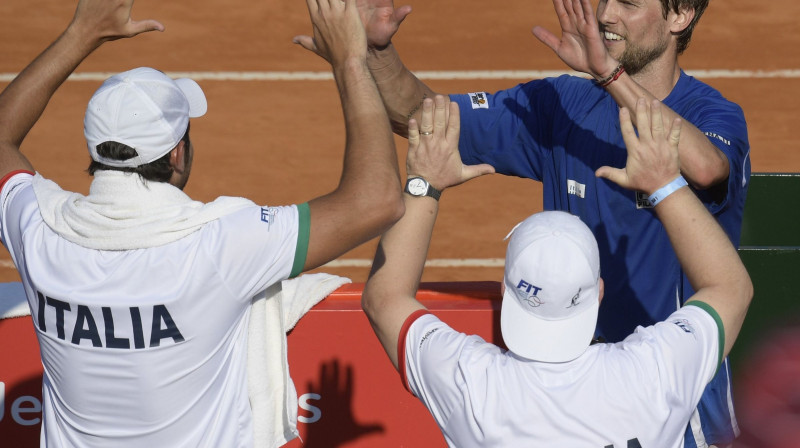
[62,22,103,53]
[367,44,403,81]
[333,56,369,77]
[404,176,441,201]
[648,175,688,207]
[595,63,626,88]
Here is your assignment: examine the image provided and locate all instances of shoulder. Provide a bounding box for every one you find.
[1,170,34,195]
[671,72,744,114]
[1,170,36,213]
[451,75,600,108]
[212,203,301,232]
[620,304,721,372]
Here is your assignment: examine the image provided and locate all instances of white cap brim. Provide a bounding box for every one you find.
[501,285,599,362]
[175,78,207,118]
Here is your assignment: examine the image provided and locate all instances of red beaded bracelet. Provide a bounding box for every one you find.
[598,64,626,87]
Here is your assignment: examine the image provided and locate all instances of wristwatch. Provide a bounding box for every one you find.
[404,177,441,200]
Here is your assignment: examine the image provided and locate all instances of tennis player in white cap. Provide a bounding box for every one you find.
[362,94,752,447]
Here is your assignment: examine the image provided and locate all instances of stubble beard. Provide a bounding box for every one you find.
[618,37,669,76]
[614,21,671,76]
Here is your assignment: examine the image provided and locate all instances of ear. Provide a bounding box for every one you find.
[669,6,695,34]
[598,277,605,304]
[169,141,187,174]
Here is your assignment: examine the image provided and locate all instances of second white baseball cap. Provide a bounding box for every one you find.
[84,67,207,168]
[500,211,601,363]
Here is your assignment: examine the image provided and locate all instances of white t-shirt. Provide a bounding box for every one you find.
[0,172,309,448]
[400,304,722,448]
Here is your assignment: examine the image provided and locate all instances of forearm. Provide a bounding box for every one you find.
[0,26,96,152]
[605,77,730,189]
[304,57,404,271]
[362,194,433,368]
[367,43,438,137]
[334,57,401,200]
[655,186,752,357]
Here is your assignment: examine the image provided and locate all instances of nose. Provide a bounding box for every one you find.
[596,0,617,26]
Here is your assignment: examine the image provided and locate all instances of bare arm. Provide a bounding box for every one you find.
[297,0,405,272]
[533,0,729,189]
[0,0,163,179]
[366,43,438,137]
[596,99,752,359]
[362,96,494,369]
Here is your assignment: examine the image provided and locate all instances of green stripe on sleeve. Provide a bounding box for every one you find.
[685,301,725,371]
[290,202,310,278]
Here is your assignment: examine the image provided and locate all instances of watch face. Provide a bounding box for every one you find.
[408,178,428,196]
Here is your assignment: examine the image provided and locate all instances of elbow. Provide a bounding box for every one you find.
[375,184,405,229]
[741,272,754,308]
[686,158,730,190]
[358,184,405,236]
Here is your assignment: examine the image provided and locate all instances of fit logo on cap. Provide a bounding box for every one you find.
[517,280,544,308]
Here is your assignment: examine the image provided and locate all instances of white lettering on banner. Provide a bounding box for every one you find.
[298,393,322,424]
[567,179,586,198]
[0,382,42,426]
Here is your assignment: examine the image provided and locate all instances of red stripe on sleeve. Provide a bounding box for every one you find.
[397,309,431,395]
[0,170,34,191]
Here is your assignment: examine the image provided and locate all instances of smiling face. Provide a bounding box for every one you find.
[597,0,673,76]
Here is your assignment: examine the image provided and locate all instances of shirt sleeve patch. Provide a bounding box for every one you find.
[685,300,725,371]
[398,309,431,395]
[467,92,489,109]
[290,202,310,278]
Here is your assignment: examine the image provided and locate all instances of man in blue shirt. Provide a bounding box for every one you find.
[296,0,750,445]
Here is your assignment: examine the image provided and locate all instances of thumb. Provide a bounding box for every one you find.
[532,26,559,52]
[394,5,413,24]
[292,35,317,53]
[461,163,495,183]
[128,19,164,36]
[595,166,629,187]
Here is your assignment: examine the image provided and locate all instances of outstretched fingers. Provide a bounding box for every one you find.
[596,106,635,187]
[444,101,460,144]
[649,99,665,140]
[408,118,420,149]
[432,95,447,135]
[634,98,652,142]
[669,117,682,148]
[418,97,434,136]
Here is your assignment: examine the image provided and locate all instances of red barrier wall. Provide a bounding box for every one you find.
[0,281,502,447]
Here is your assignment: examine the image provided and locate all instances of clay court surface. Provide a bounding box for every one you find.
[1,0,799,284]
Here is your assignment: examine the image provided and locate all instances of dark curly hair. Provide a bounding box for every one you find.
[87,124,190,183]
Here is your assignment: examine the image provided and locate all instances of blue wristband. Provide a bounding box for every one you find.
[648,175,688,207]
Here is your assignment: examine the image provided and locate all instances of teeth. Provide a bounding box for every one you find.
[604,31,624,41]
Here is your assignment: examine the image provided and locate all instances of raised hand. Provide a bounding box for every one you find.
[294,0,367,65]
[70,0,164,45]
[532,0,617,79]
[406,95,494,191]
[356,0,412,49]
[596,98,682,195]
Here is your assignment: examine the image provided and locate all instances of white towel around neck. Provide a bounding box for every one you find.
[32,171,254,250]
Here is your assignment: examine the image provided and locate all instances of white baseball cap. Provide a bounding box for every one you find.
[500,211,601,362]
[84,67,207,168]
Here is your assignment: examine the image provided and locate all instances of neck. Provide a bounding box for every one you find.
[629,53,682,100]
